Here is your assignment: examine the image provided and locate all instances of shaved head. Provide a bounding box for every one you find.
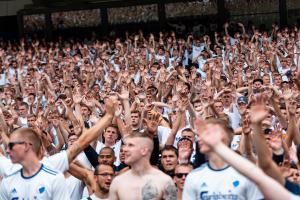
[123,132,154,165]
[125,132,154,154]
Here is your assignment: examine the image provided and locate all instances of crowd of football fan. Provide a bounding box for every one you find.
[0,21,300,199]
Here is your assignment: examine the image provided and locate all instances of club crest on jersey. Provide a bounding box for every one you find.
[233,180,239,188]
[39,186,45,193]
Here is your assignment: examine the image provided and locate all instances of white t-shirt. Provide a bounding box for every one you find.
[192,45,204,60]
[81,193,107,200]
[19,117,28,128]
[76,152,93,170]
[0,151,69,177]
[0,73,8,86]
[224,105,241,130]
[96,140,122,166]
[291,194,300,200]
[66,175,85,200]
[183,163,263,200]
[155,54,166,63]
[157,126,171,145]
[0,164,70,200]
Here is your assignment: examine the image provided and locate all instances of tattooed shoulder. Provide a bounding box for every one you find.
[141,181,159,200]
[163,181,177,200]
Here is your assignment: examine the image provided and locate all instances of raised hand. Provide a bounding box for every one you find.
[73,92,82,104]
[82,95,95,108]
[143,113,160,135]
[287,100,297,115]
[117,87,129,100]
[114,103,123,117]
[48,95,56,106]
[250,104,268,124]
[268,133,283,152]
[282,89,293,101]
[237,22,244,27]
[134,35,139,41]
[178,141,192,161]
[64,97,73,107]
[241,110,250,131]
[200,124,223,148]
[105,97,115,116]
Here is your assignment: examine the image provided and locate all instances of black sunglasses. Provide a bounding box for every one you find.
[175,173,189,178]
[8,141,26,150]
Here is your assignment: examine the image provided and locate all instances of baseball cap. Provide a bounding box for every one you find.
[237,96,248,104]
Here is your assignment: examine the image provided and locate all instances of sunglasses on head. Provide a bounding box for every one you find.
[175,173,189,178]
[8,141,26,150]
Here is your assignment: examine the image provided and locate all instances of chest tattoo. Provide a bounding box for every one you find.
[141,181,159,200]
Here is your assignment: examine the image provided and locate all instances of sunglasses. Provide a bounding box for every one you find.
[8,141,26,150]
[175,173,189,178]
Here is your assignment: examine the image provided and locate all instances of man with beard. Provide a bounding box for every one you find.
[69,163,114,200]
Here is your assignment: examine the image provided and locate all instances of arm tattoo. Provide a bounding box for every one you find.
[163,181,177,200]
[141,181,159,200]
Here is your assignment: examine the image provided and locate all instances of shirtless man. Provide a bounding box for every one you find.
[109,132,177,200]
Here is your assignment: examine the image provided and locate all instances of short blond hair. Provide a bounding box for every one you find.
[12,128,42,155]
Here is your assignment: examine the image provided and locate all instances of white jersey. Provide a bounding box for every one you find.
[81,193,108,200]
[96,140,122,166]
[0,151,69,177]
[66,175,85,200]
[0,164,70,200]
[291,194,300,200]
[76,152,93,170]
[183,163,263,200]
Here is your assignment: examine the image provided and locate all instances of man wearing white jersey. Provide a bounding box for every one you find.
[0,128,70,199]
[183,119,264,200]
[200,122,300,200]
[0,98,115,199]
[0,148,69,177]
[0,98,115,178]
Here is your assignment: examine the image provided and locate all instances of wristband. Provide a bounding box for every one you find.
[273,148,284,156]
[178,159,189,165]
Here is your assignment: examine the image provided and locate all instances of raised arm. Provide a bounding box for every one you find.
[68,162,94,190]
[285,99,300,146]
[116,87,131,127]
[66,98,115,163]
[239,116,256,163]
[250,102,285,185]
[201,125,294,200]
[165,110,183,146]
[224,22,230,37]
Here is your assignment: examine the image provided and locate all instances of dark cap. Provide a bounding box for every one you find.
[237,96,248,104]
